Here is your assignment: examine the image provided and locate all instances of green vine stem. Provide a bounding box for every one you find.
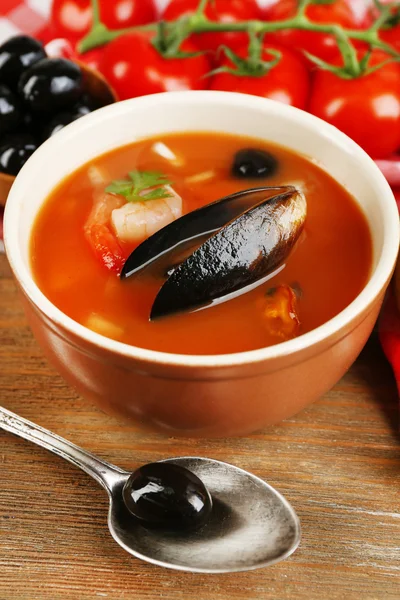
[78,0,400,77]
[195,0,210,18]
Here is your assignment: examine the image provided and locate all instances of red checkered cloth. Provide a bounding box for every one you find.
[0,0,51,43]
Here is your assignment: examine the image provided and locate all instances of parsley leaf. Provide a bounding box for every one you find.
[105,170,173,202]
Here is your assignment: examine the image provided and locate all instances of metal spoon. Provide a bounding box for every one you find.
[0,406,301,573]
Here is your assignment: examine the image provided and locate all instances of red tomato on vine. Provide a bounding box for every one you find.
[372,1,400,53]
[51,0,157,43]
[210,43,310,110]
[99,33,211,100]
[162,0,261,54]
[381,24,400,53]
[263,0,370,63]
[309,50,400,159]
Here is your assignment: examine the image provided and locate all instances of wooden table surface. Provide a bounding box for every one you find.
[1,252,400,600]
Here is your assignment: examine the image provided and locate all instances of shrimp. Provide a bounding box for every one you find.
[261,285,300,341]
[84,166,127,274]
[110,185,182,244]
[84,167,183,273]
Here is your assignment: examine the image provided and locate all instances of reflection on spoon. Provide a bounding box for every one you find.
[0,406,301,573]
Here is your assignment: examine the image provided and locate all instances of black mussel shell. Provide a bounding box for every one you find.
[150,186,306,320]
[0,35,46,88]
[18,58,83,113]
[121,187,288,280]
[0,84,22,135]
[0,133,37,176]
[123,463,212,531]
[233,148,278,179]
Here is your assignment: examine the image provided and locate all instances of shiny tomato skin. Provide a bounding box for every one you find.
[51,0,157,42]
[309,50,400,159]
[381,25,400,53]
[76,47,103,72]
[162,0,261,54]
[210,43,310,110]
[263,0,370,62]
[368,0,400,53]
[99,33,211,100]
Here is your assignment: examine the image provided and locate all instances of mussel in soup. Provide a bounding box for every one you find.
[148,186,306,319]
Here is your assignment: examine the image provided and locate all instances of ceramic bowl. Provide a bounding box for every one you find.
[4,91,399,437]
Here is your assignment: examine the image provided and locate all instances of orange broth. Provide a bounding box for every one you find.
[30,132,372,355]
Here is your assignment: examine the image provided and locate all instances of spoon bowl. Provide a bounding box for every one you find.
[0,406,300,573]
[109,457,300,573]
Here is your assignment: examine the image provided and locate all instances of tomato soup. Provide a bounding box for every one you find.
[30,132,372,355]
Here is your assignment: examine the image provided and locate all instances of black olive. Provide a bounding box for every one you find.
[20,110,39,134]
[232,148,278,179]
[0,35,46,88]
[0,84,22,134]
[123,463,212,531]
[0,133,37,176]
[42,109,88,139]
[75,93,96,111]
[22,110,34,130]
[16,110,46,139]
[18,58,83,113]
[73,103,92,117]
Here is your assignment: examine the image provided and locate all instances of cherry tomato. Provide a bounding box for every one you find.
[371,0,400,53]
[51,0,157,43]
[36,24,59,45]
[263,0,370,63]
[309,50,400,159]
[381,23,400,53]
[162,0,261,54]
[99,33,211,100]
[85,223,127,274]
[76,47,104,72]
[367,0,400,52]
[210,43,310,110]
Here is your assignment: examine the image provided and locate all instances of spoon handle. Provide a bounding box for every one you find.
[0,406,128,494]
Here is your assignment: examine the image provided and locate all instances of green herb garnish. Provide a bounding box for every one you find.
[105,170,173,202]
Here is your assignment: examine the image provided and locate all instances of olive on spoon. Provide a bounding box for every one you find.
[0,406,300,573]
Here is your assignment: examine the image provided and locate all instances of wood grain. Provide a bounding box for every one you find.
[1,252,400,600]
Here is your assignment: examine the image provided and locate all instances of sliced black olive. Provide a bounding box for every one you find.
[0,84,22,134]
[123,462,212,531]
[42,109,87,139]
[0,35,46,88]
[232,148,278,179]
[18,58,83,113]
[0,133,37,176]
